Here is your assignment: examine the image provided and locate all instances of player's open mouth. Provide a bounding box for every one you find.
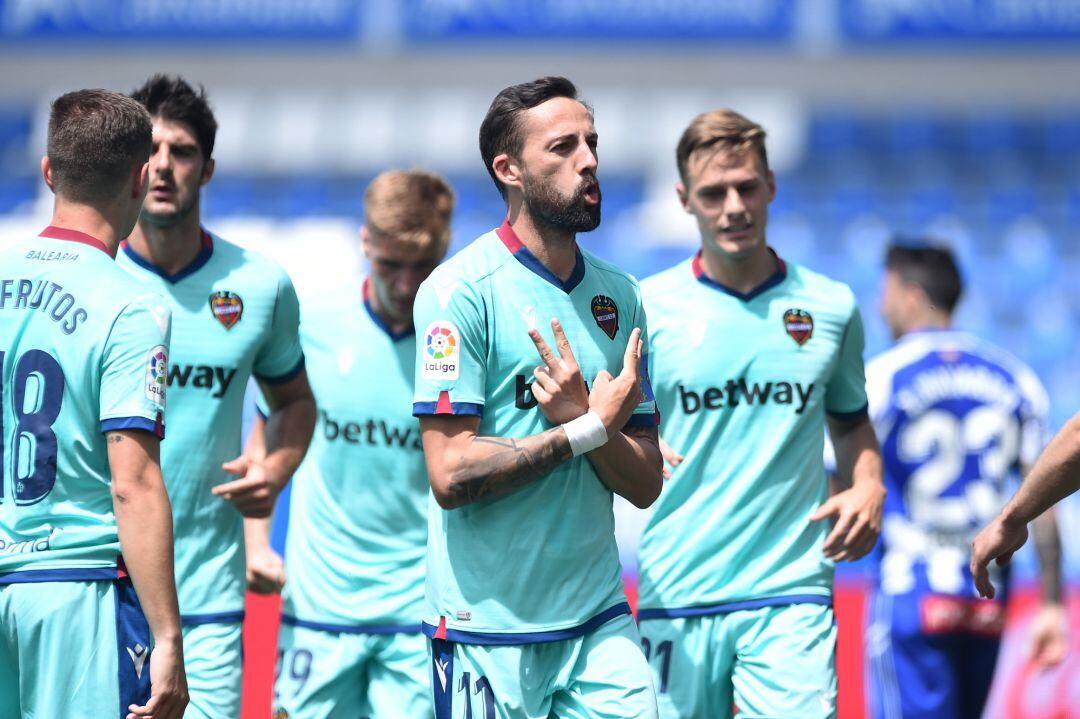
[720,223,753,236]
[583,185,600,204]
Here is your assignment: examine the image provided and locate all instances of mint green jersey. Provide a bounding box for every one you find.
[412,222,658,641]
[637,253,868,617]
[0,227,170,580]
[117,230,303,619]
[278,279,427,630]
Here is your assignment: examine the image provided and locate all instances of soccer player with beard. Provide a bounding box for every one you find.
[412,76,663,719]
[118,75,316,718]
[635,110,885,719]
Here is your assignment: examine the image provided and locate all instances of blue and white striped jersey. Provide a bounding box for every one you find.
[866,329,1048,599]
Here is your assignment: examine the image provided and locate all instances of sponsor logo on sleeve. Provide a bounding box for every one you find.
[783,308,814,346]
[209,290,243,330]
[423,321,460,380]
[145,345,168,406]
[590,294,619,340]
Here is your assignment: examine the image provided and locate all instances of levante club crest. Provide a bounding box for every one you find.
[209,291,243,330]
[784,308,813,346]
[591,294,619,340]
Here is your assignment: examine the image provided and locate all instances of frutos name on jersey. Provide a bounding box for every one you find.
[167,363,237,398]
[678,380,815,415]
[0,278,88,335]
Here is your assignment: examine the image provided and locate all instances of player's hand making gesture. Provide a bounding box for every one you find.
[528,318,590,424]
[528,319,643,436]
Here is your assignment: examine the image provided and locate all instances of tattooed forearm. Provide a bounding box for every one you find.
[446,428,572,507]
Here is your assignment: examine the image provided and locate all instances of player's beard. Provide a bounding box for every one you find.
[521,172,601,234]
[140,192,197,229]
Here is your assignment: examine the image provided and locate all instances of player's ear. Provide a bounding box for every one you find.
[492,153,522,193]
[200,157,215,186]
[133,161,150,199]
[41,156,56,193]
[360,226,372,259]
[676,181,690,213]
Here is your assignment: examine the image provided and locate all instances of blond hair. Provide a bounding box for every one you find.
[676,109,768,184]
[364,170,454,251]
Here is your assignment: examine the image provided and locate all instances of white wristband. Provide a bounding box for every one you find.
[562,410,609,456]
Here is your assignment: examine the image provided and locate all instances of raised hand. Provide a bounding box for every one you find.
[528,318,590,424]
[588,328,643,435]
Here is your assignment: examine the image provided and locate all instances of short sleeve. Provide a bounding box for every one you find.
[626,289,659,428]
[825,301,869,420]
[253,268,305,385]
[412,274,486,417]
[99,294,172,439]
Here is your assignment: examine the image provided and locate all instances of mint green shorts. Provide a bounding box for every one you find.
[637,603,837,719]
[0,577,152,718]
[274,618,430,718]
[181,620,243,719]
[429,612,657,719]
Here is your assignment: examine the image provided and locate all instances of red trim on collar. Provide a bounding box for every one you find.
[691,249,787,282]
[495,220,525,253]
[38,225,109,255]
[200,228,213,250]
[362,276,371,302]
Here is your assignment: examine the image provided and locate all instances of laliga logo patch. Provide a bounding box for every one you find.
[784,308,814,346]
[145,345,168,406]
[591,294,619,340]
[423,321,460,380]
[209,290,243,330]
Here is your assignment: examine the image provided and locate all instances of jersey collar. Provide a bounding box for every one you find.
[691,249,787,302]
[39,225,110,255]
[362,277,412,342]
[495,220,586,294]
[121,228,214,284]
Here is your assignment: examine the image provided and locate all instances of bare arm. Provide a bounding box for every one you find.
[813,414,885,561]
[972,411,1080,599]
[214,370,316,518]
[239,413,287,594]
[420,414,573,509]
[108,430,188,719]
[586,424,663,508]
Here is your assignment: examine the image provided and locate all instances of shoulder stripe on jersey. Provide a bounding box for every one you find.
[100,416,164,440]
[826,403,869,422]
[281,614,420,636]
[637,593,832,620]
[625,412,659,428]
[180,611,245,627]
[38,225,110,255]
[255,355,306,386]
[120,229,214,284]
[0,567,120,584]
[420,601,631,645]
[496,221,585,294]
[691,249,788,302]
[413,395,484,418]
